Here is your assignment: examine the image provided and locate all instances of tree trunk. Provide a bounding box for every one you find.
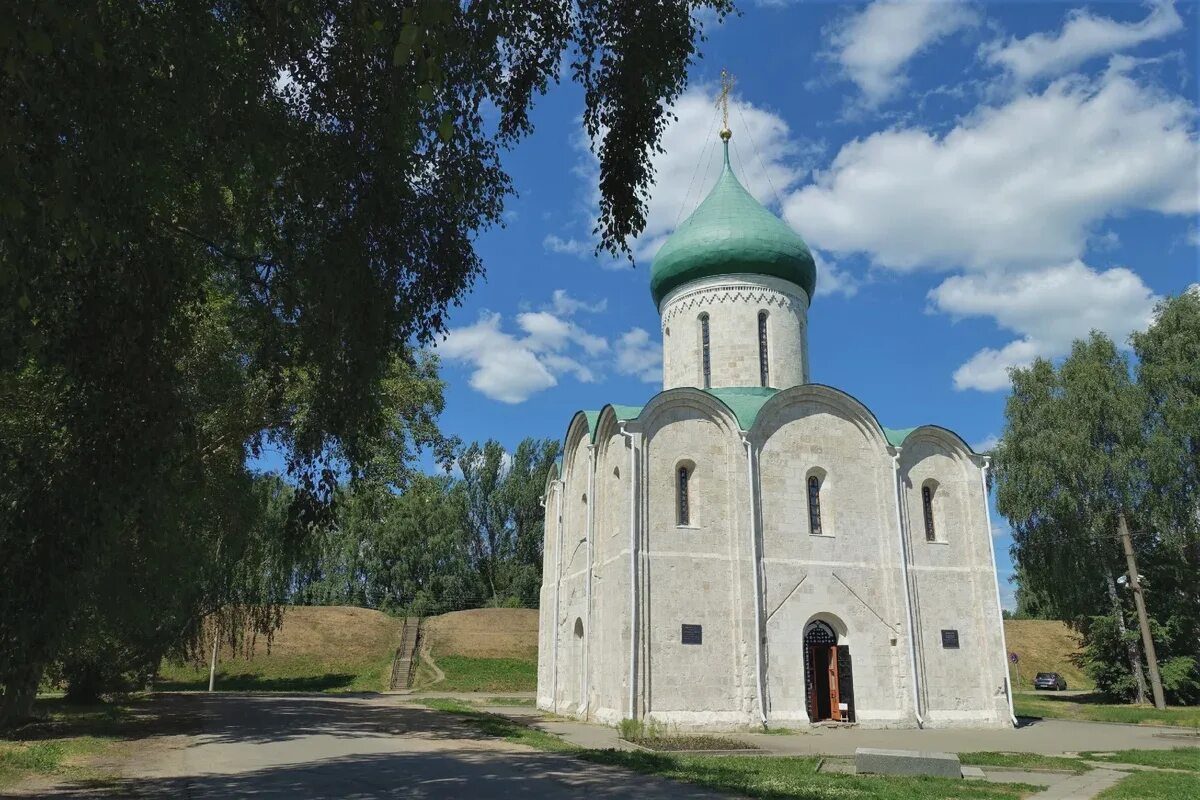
[0,662,44,729]
[1119,512,1166,709]
[1106,571,1148,705]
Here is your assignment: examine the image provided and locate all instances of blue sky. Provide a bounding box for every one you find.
[273,2,1200,609]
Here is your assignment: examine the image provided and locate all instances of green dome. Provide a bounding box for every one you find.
[650,142,817,307]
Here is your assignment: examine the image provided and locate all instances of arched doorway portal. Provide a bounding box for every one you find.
[803,620,855,723]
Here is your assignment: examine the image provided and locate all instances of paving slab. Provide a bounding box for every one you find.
[1029,768,1126,799]
[855,748,961,778]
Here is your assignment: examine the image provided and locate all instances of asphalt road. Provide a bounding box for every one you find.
[25,693,726,799]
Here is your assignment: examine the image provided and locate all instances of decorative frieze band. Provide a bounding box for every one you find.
[660,283,805,328]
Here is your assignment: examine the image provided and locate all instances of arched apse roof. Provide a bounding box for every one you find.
[554,387,979,454]
[752,383,891,451]
[634,386,742,436]
[894,424,979,460]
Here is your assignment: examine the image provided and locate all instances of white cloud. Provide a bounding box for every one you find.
[545,289,607,316]
[930,261,1161,391]
[614,328,663,384]
[516,311,609,356]
[828,0,979,106]
[437,312,558,403]
[572,85,809,262]
[543,234,594,257]
[436,295,618,403]
[983,1,1183,84]
[813,251,859,298]
[973,434,1000,453]
[785,70,1199,273]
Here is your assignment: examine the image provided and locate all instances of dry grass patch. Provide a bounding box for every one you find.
[421,608,538,660]
[157,605,400,692]
[1003,619,1093,690]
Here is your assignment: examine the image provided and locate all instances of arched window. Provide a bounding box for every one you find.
[758,310,770,387]
[807,474,823,535]
[922,484,936,541]
[699,313,711,388]
[678,465,691,526]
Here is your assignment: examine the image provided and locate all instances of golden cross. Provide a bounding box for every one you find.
[718,68,734,141]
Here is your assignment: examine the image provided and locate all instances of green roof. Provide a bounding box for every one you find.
[705,386,778,430]
[576,389,948,450]
[650,140,817,307]
[883,426,918,448]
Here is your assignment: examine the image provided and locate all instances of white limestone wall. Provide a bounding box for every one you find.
[538,393,1011,730]
[590,427,632,723]
[901,435,1011,728]
[536,477,562,710]
[637,396,758,728]
[755,393,911,726]
[660,274,810,391]
[549,431,593,715]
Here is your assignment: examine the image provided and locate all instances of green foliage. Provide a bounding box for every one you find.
[1,1,725,725]
[996,295,1200,704]
[296,437,560,613]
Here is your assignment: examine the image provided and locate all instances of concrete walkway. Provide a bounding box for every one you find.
[501,710,1196,757]
[12,694,728,799]
[1027,768,1126,799]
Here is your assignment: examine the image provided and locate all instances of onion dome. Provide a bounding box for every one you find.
[650,139,817,307]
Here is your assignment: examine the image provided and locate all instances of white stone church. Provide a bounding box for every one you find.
[536,129,1014,730]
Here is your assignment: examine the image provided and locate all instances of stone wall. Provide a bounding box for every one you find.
[537,378,1012,731]
[659,274,809,391]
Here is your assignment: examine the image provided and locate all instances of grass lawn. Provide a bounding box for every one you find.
[958,751,1089,774]
[581,751,1045,800]
[425,655,537,693]
[481,696,537,707]
[1081,748,1200,771]
[1096,770,1200,799]
[0,699,143,790]
[414,699,574,752]
[1014,693,1200,728]
[156,652,392,693]
[418,699,1045,799]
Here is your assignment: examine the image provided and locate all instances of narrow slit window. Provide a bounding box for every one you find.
[699,313,711,388]
[807,475,822,535]
[678,466,691,526]
[922,485,936,541]
[758,311,770,387]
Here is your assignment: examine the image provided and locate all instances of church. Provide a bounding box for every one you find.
[535,120,1015,730]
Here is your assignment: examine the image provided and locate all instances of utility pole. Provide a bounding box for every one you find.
[1119,512,1166,709]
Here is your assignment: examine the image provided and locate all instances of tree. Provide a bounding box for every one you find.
[458,438,560,606]
[994,334,1155,703]
[1,1,728,724]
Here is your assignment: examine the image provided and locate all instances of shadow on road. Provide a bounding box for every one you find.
[39,748,719,799]
[154,673,359,693]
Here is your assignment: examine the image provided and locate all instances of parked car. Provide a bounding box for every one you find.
[1034,672,1068,691]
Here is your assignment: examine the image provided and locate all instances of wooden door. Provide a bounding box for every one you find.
[836,645,855,723]
[827,646,841,721]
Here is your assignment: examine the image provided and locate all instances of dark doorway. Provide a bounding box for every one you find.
[803,620,855,723]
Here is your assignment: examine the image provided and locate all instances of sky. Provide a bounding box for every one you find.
[288,1,1200,610]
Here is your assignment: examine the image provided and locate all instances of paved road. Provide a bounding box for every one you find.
[25,693,727,799]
